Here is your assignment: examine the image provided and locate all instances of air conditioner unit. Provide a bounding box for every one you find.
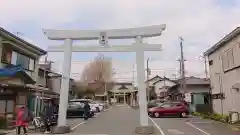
[229,111,240,124]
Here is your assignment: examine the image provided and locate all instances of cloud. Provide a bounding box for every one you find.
[1,0,240,81]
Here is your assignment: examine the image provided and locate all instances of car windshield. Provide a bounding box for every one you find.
[68,101,85,108]
[158,103,172,108]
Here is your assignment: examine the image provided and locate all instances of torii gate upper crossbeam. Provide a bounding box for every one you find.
[43,24,166,40]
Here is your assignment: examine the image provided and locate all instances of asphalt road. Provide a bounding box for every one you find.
[71,105,240,135]
[66,117,84,129]
[72,105,157,135]
[152,116,240,135]
[8,106,239,135]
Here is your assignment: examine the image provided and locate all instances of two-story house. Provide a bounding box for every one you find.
[204,27,240,115]
[152,77,176,99]
[0,27,46,122]
[109,82,137,105]
[39,62,75,99]
[145,75,162,100]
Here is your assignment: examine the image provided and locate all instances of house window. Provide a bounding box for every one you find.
[222,48,235,71]
[1,46,12,64]
[11,51,17,65]
[16,53,29,69]
[1,44,36,71]
[9,51,35,71]
[29,58,35,71]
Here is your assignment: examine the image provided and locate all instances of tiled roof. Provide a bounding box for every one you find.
[177,76,210,85]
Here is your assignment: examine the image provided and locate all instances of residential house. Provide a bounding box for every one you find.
[39,62,75,99]
[109,82,137,105]
[145,75,163,100]
[204,27,240,115]
[0,27,46,124]
[152,77,176,99]
[168,76,211,113]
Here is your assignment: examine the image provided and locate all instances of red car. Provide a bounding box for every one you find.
[148,102,189,118]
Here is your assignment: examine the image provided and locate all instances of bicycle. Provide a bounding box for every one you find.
[27,117,46,132]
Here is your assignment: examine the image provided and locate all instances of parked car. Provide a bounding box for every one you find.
[70,99,102,112]
[90,101,104,112]
[67,102,94,118]
[148,102,189,118]
[147,100,165,108]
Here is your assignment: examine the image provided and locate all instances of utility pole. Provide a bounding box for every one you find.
[179,37,187,96]
[177,59,183,93]
[146,58,150,102]
[163,71,166,86]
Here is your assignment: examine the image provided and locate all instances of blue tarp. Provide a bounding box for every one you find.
[0,65,24,77]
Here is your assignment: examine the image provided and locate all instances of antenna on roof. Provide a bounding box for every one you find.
[14,32,24,36]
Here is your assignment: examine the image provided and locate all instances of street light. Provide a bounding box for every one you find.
[198,55,208,79]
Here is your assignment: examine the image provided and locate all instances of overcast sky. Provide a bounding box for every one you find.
[1,0,240,82]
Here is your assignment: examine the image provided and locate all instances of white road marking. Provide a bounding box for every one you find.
[71,121,85,130]
[168,129,184,134]
[148,117,165,135]
[75,134,108,135]
[71,108,105,130]
[186,122,211,135]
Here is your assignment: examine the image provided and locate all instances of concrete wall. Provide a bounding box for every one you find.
[37,71,46,87]
[49,77,62,94]
[208,34,240,114]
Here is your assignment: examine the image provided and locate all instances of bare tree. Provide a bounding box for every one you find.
[80,54,114,93]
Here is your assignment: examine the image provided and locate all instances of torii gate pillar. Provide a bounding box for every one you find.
[43,25,166,134]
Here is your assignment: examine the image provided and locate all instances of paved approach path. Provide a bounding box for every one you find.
[72,105,156,135]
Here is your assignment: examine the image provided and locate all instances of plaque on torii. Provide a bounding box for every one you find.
[43,24,166,133]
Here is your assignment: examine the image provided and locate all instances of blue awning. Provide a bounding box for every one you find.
[0,65,23,76]
[0,65,35,84]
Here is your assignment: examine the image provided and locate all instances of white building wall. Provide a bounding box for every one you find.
[208,34,240,114]
[49,77,62,94]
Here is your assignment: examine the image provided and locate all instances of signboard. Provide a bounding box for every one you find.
[211,93,225,99]
[184,93,192,102]
[99,32,108,45]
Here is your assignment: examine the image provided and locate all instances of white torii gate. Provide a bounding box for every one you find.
[43,25,166,134]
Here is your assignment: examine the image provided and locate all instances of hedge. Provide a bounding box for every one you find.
[192,112,229,123]
[0,117,6,129]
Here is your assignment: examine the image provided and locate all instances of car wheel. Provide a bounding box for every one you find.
[154,112,160,118]
[180,112,187,118]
